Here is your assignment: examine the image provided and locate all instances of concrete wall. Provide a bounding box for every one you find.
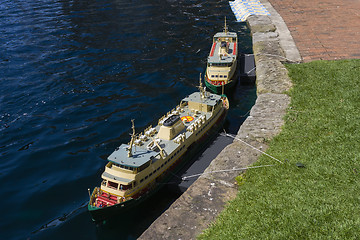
[139,1,301,239]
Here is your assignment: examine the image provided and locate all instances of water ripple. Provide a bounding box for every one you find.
[0,0,254,239]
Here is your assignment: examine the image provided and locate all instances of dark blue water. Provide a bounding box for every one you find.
[0,0,255,239]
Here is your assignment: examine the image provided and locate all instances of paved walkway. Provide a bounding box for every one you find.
[267,0,360,62]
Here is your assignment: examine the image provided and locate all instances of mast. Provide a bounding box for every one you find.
[224,16,228,34]
[127,119,136,157]
[198,73,206,99]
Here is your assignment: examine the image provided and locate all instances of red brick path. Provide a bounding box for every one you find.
[267,0,360,62]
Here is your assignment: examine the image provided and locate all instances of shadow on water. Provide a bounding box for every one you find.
[33,185,182,240]
[95,187,183,240]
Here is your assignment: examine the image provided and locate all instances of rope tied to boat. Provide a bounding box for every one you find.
[243,52,301,64]
[221,132,284,164]
[180,131,285,180]
[181,164,275,180]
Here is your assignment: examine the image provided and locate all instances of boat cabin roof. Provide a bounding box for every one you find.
[182,91,221,106]
[108,143,158,168]
[208,35,237,64]
[106,91,222,170]
[214,31,237,39]
[102,171,133,184]
[208,52,235,64]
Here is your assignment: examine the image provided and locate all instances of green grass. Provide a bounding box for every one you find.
[198,59,360,239]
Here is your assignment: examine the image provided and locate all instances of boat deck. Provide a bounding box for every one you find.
[107,91,222,169]
[208,41,237,63]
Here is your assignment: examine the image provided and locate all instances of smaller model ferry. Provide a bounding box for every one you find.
[88,78,229,221]
[205,17,238,94]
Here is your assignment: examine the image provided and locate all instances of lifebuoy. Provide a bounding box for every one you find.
[181,116,194,122]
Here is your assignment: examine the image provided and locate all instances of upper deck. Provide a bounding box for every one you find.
[107,91,223,169]
[208,31,238,64]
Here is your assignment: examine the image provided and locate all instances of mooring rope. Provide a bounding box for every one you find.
[241,53,301,64]
[181,164,275,180]
[165,53,294,183]
[254,53,300,63]
[221,132,284,164]
[180,131,285,181]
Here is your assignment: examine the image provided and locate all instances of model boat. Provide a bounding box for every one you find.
[205,17,238,94]
[88,78,229,221]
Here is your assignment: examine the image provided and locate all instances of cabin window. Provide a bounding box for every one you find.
[211,75,214,78]
[210,63,228,67]
[149,172,153,177]
[145,176,148,180]
[108,181,118,190]
[120,184,131,190]
[140,179,144,183]
[120,165,134,171]
[224,75,227,78]
[153,169,156,174]
[157,167,160,171]
[138,161,150,172]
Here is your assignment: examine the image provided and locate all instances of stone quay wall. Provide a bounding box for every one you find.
[139,1,302,239]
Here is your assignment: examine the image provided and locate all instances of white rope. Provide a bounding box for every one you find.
[246,66,256,74]
[182,164,275,180]
[180,132,285,181]
[221,132,284,164]
[244,53,301,63]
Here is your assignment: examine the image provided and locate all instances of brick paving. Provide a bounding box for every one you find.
[267,0,360,62]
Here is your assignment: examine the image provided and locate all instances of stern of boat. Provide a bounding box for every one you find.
[88,187,100,209]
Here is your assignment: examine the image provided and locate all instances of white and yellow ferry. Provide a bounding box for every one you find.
[205,18,238,93]
[88,79,229,221]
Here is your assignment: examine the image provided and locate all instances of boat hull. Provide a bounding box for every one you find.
[204,71,239,94]
[88,105,228,222]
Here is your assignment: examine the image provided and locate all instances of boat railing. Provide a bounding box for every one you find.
[145,126,157,137]
[108,185,117,190]
[173,133,186,144]
[101,180,107,187]
[89,187,100,206]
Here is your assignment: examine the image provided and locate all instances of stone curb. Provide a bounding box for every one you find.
[139,1,301,239]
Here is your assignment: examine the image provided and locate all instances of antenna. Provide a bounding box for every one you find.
[198,73,205,99]
[224,16,228,34]
[127,119,136,157]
